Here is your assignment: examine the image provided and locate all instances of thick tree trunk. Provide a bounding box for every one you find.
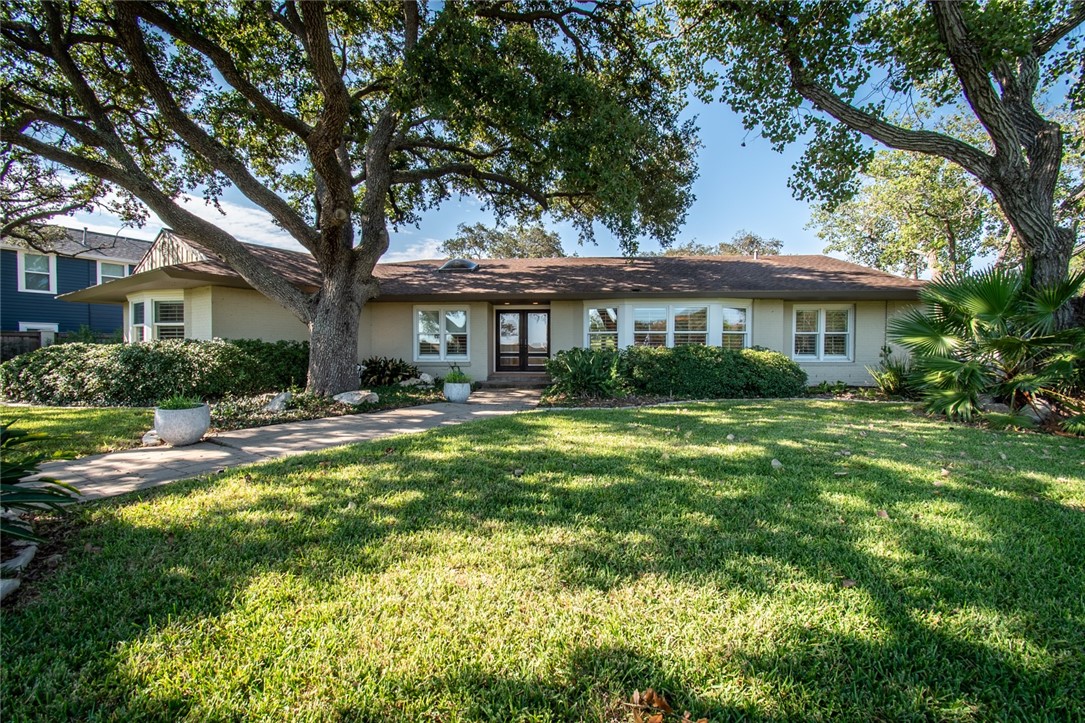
[990,183,1074,327]
[305,252,371,397]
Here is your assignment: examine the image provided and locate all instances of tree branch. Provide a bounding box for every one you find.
[391,163,550,209]
[112,5,321,251]
[132,3,313,139]
[1035,1,1085,55]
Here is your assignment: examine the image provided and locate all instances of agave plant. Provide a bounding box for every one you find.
[888,268,1085,433]
[1,423,80,542]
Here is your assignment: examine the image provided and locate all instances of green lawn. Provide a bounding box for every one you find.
[3,400,1083,721]
[0,405,153,459]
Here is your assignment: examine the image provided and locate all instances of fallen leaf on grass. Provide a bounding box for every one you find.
[841,578,857,588]
[940,467,950,477]
[877,509,889,519]
[83,543,101,554]
[771,459,783,470]
[834,471,849,476]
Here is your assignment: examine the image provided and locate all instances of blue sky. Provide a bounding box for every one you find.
[67,95,828,261]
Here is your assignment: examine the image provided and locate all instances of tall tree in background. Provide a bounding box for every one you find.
[648,229,783,256]
[669,0,1084,326]
[1,147,106,248]
[439,222,565,258]
[808,149,1006,279]
[1,1,696,394]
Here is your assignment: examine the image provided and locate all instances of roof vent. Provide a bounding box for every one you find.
[437,258,479,272]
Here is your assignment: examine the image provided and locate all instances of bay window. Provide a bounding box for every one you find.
[154,301,185,339]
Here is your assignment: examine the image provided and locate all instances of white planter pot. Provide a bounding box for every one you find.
[443,382,472,403]
[154,403,211,446]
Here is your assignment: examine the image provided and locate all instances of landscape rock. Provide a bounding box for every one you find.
[141,429,161,447]
[333,390,379,405]
[398,378,424,387]
[0,578,21,602]
[982,403,1012,415]
[264,391,292,412]
[1021,398,1056,423]
[419,373,434,385]
[771,458,783,470]
[1,544,37,575]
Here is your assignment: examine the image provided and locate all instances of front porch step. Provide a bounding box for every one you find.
[477,373,551,389]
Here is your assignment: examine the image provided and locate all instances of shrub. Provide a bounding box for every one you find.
[866,345,919,398]
[547,346,806,400]
[618,345,807,399]
[889,268,1085,432]
[0,339,310,407]
[546,347,622,398]
[359,356,419,386]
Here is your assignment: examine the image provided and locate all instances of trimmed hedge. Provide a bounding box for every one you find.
[548,345,807,399]
[0,339,309,407]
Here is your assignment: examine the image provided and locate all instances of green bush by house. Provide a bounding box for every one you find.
[547,345,807,399]
[0,339,309,407]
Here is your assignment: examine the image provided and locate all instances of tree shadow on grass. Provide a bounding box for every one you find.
[3,401,1083,719]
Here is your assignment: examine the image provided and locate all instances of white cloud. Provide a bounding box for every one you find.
[381,238,443,262]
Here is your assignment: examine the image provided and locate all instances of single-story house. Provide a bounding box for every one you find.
[62,230,924,385]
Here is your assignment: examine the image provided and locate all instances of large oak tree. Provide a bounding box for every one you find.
[1,1,696,394]
[670,0,1084,325]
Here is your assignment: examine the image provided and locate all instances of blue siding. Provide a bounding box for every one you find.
[1,249,127,333]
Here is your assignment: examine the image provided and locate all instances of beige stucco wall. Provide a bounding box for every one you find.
[751,299,785,349]
[549,300,582,354]
[208,287,309,341]
[184,286,213,340]
[364,301,490,378]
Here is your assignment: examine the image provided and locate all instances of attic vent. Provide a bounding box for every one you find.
[437,258,479,272]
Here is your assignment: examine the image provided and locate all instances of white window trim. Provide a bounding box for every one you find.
[18,322,59,332]
[152,300,185,340]
[413,305,470,362]
[792,305,854,362]
[16,251,57,294]
[582,301,753,350]
[127,292,185,342]
[97,260,128,285]
[584,306,620,349]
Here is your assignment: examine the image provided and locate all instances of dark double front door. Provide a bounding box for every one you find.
[496,310,550,372]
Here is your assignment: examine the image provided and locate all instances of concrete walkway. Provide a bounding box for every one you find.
[39,389,540,502]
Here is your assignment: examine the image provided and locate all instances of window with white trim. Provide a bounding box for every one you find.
[415,307,469,361]
[633,307,668,347]
[98,261,127,284]
[586,307,619,350]
[721,307,749,349]
[153,301,185,339]
[131,301,147,341]
[18,322,59,332]
[793,306,853,361]
[672,306,708,346]
[17,252,56,293]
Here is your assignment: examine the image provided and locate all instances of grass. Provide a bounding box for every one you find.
[0,405,153,460]
[2,400,1083,721]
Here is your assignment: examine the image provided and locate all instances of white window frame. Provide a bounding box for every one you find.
[97,260,128,285]
[792,305,854,362]
[152,300,186,340]
[18,322,59,332]
[670,305,710,346]
[631,306,670,347]
[720,306,751,350]
[130,300,148,342]
[413,305,470,362]
[16,251,57,294]
[582,301,753,350]
[585,306,620,350]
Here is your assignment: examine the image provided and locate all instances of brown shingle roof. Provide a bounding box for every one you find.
[166,242,922,300]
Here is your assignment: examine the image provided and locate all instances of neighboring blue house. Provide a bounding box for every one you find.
[1,226,151,335]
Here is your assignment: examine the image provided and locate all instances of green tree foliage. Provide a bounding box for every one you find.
[647,229,783,256]
[888,269,1085,433]
[439,222,565,258]
[666,0,1084,323]
[1,1,697,394]
[809,149,1006,279]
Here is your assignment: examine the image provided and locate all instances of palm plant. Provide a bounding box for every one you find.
[888,268,1085,433]
[1,423,79,541]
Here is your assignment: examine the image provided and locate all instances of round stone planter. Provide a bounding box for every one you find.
[154,403,211,446]
[443,382,472,404]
